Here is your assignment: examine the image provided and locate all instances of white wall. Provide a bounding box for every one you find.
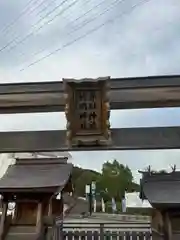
[125,192,152,208]
[0,153,15,179]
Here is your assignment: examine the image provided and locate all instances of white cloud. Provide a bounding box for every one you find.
[0,0,180,181]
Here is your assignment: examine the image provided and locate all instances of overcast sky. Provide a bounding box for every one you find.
[0,0,180,183]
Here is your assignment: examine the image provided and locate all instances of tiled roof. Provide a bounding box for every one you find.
[0,157,72,192]
[141,171,180,205]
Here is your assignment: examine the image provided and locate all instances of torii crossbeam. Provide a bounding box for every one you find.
[1,74,180,114]
[0,75,180,152]
[0,127,179,152]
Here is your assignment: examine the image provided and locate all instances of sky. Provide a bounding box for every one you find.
[0,0,180,183]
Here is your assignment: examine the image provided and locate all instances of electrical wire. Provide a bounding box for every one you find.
[1,0,62,40]
[0,0,73,53]
[0,0,43,36]
[19,0,128,63]
[20,0,151,71]
[16,0,120,63]
[34,0,59,17]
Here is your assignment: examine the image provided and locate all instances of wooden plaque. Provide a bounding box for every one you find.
[63,77,111,147]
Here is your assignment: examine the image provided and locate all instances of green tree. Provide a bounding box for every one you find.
[72,166,101,196]
[99,159,134,200]
[71,161,139,201]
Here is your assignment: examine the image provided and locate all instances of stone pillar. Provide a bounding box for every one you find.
[0,201,8,240]
[12,203,18,224]
[163,212,172,240]
[60,195,64,218]
[151,209,163,233]
[48,198,52,217]
[55,195,63,240]
[36,201,43,235]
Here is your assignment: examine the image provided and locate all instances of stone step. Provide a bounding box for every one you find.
[6,233,36,240]
[9,226,36,234]
[5,226,54,240]
[5,226,37,240]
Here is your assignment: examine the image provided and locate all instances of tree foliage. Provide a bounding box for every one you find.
[99,160,134,199]
[72,159,139,200]
[72,166,101,196]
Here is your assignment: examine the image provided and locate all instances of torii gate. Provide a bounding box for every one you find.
[0,74,180,152]
[0,74,180,240]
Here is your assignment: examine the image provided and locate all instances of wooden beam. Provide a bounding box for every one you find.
[1,75,180,113]
[0,81,63,114]
[0,202,7,239]
[0,127,180,152]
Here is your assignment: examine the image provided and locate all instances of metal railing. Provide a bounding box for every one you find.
[53,221,152,240]
[62,230,152,240]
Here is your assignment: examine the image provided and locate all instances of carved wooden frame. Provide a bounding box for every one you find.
[63,77,111,147]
